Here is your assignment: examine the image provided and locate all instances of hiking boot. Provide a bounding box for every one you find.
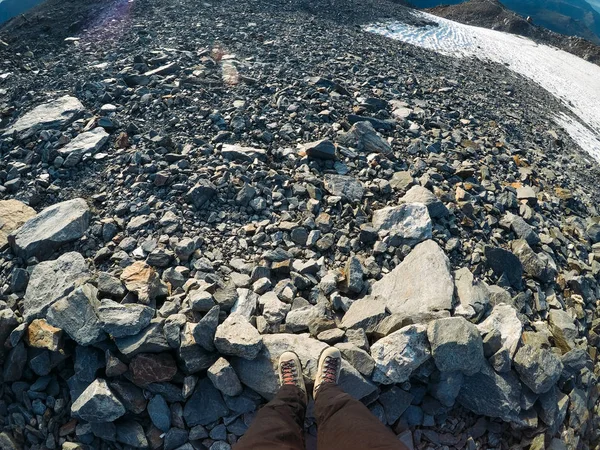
[313,347,342,398]
[278,351,307,402]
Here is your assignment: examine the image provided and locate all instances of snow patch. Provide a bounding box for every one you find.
[365,13,600,161]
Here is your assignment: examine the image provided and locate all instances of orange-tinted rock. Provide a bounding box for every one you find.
[26,319,63,351]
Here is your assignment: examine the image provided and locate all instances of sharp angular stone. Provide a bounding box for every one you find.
[115,420,148,448]
[343,256,364,294]
[230,288,258,319]
[302,139,336,160]
[371,240,453,321]
[71,379,126,423]
[47,283,105,346]
[2,95,84,136]
[457,363,522,423]
[260,291,291,325]
[371,203,432,246]
[340,297,386,334]
[378,386,413,424]
[400,185,448,218]
[231,333,376,400]
[221,144,267,162]
[514,344,563,394]
[148,394,171,432]
[120,261,165,304]
[476,304,523,358]
[0,200,36,248]
[185,179,217,209]
[335,342,375,376]
[115,322,170,357]
[323,174,364,202]
[58,127,109,167]
[179,322,218,373]
[505,212,540,246]
[193,305,220,352]
[370,325,431,384]
[98,299,154,338]
[214,314,263,360]
[9,198,90,260]
[337,121,392,155]
[427,317,484,375]
[454,268,490,320]
[548,309,578,352]
[208,357,243,396]
[25,318,62,351]
[183,378,229,427]
[511,239,557,284]
[484,246,523,289]
[23,252,90,321]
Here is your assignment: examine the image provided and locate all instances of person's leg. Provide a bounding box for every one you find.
[233,352,308,450]
[313,348,408,450]
[233,384,306,450]
[314,384,407,450]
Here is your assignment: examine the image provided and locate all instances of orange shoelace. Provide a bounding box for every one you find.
[322,357,338,384]
[281,361,299,385]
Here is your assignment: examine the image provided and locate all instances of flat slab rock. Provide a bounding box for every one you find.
[9,198,90,260]
[58,127,110,167]
[371,202,432,246]
[371,239,453,321]
[22,252,91,321]
[231,333,376,401]
[2,95,84,136]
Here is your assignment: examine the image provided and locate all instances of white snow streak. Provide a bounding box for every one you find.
[365,13,600,161]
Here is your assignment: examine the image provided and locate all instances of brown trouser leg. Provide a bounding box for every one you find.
[233,384,306,450]
[315,384,408,450]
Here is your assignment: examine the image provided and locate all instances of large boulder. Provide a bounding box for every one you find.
[340,297,386,334]
[371,203,432,246]
[476,304,522,359]
[457,363,522,423]
[370,325,431,384]
[2,95,84,136]
[46,283,105,346]
[71,379,126,423]
[214,314,263,360]
[231,333,376,400]
[514,344,563,394]
[98,300,155,338]
[371,240,453,321]
[427,317,484,375]
[58,127,110,167]
[0,200,36,248]
[22,252,90,321]
[9,198,90,260]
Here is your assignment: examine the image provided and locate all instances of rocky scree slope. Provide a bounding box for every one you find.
[1,0,600,449]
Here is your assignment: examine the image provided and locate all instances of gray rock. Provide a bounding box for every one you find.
[193,305,220,352]
[400,185,448,218]
[58,127,109,167]
[370,325,431,384]
[230,288,258,319]
[505,213,540,246]
[337,121,392,155]
[115,322,170,356]
[183,378,229,427]
[548,309,578,352]
[9,198,90,260]
[511,239,557,283]
[47,283,104,346]
[477,304,522,359]
[22,252,90,321]
[231,333,375,400]
[430,371,464,407]
[340,297,386,334]
[97,272,126,298]
[378,386,413,424]
[484,246,523,289]
[457,363,522,422]
[71,379,126,423]
[214,314,263,360]
[148,394,171,432]
[208,357,243,396]
[335,342,375,376]
[514,345,563,394]
[371,203,432,246]
[179,322,218,374]
[427,317,484,375]
[221,144,267,162]
[115,420,148,448]
[3,342,26,382]
[323,174,364,202]
[2,95,84,136]
[185,179,217,209]
[343,256,364,294]
[371,240,453,320]
[0,308,18,354]
[260,291,291,325]
[303,139,336,160]
[188,289,215,312]
[98,299,154,338]
[454,268,489,320]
